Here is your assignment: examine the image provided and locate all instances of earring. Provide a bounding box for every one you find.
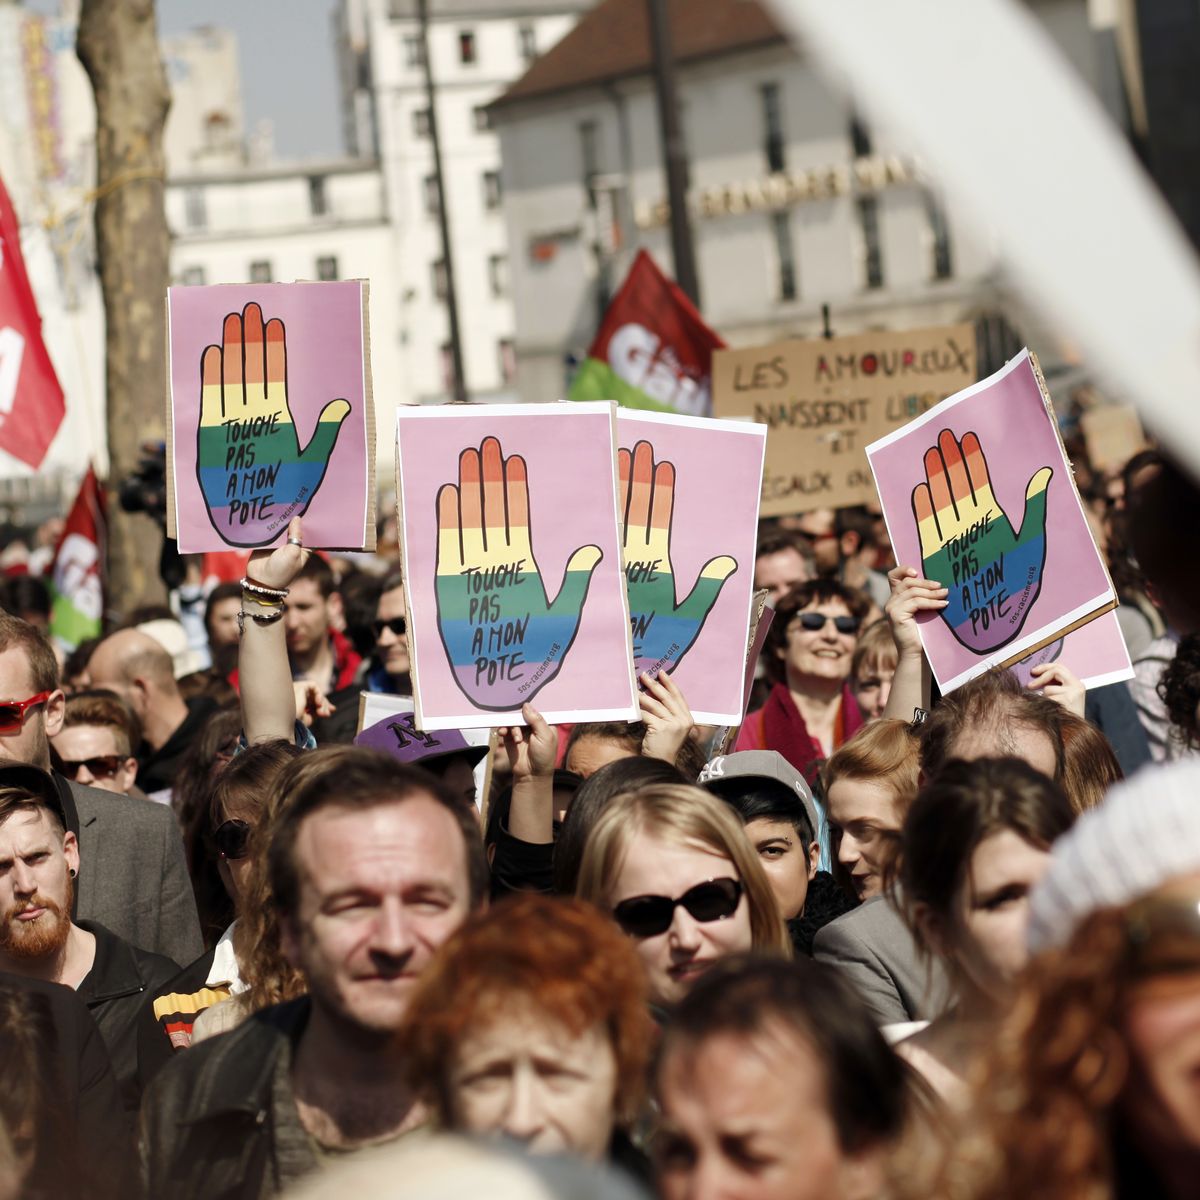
[68,868,77,878]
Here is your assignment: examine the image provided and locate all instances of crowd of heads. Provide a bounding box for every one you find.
[0,443,1197,1200]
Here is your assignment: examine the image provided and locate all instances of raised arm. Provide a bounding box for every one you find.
[881,565,944,723]
[239,515,308,744]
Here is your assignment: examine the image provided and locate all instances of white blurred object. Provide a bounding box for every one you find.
[137,618,204,679]
[767,0,1200,481]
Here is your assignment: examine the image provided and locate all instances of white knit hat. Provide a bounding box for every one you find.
[1027,759,1200,954]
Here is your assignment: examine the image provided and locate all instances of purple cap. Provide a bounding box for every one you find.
[354,712,488,769]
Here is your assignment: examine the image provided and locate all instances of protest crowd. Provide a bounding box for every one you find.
[1,2,1199,1193]
[0,406,1196,1200]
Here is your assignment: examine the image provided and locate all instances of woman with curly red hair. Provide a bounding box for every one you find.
[398,893,654,1173]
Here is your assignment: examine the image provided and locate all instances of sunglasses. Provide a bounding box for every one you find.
[791,612,861,636]
[372,617,407,640]
[612,877,743,939]
[214,819,252,860]
[60,754,125,781]
[0,691,51,735]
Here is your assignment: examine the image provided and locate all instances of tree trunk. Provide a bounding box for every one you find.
[77,0,171,616]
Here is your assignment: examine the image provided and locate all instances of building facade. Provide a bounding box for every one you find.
[344,0,590,403]
[489,0,1131,405]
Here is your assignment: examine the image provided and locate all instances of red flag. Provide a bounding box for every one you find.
[49,466,105,648]
[568,249,725,416]
[0,174,66,467]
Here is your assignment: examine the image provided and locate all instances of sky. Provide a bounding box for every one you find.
[30,0,345,161]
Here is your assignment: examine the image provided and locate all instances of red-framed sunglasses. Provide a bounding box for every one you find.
[0,692,51,735]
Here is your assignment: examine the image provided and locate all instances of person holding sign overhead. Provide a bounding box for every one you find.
[735,580,870,788]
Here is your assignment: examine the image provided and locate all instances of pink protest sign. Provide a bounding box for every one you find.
[395,403,638,730]
[167,282,374,553]
[616,409,767,724]
[867,350,1114,693]
[1010,610,1133,690]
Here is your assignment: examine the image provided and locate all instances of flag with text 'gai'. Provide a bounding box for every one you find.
[0,174,66,467]
[568,249,725,417]
[49,466,105,650]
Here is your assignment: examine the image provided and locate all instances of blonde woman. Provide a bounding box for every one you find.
[576,784,790,1013]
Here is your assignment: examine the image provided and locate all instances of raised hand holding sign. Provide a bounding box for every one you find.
[196,302,350,546]
[911,429,1051,654]
[435,436,603,711]
[619,440,736,678]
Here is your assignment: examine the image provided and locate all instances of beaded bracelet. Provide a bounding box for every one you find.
[237,605,287,636]
[240,575,289,600]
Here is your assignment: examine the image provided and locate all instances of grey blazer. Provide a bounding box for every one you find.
[60,777,203,966]
[813,894,948,1025]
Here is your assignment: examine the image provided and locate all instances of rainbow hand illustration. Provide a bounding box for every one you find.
[619,440,737,678]
[912,429,1052,654]
[196,302,350,547]
[435,437,602,711]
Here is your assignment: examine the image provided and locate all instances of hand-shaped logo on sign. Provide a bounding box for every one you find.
[435,436,603,711]
[197,303,350,547]
[619,440,737,678]
[911,429,1052,654]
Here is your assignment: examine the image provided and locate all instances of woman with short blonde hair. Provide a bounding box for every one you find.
[576,784,789,1012]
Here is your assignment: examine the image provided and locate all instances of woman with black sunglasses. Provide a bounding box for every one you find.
[576,784,790,1015]
[734,580,872,790]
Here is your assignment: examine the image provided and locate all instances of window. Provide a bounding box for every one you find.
[488,253,509,297]
[459,29,476,64]
[760,83,785,174]
[771,212,797,302]
[184,185,206,229]
[404,34,423,67]
[482,170,502,211]
[850,114,873,159]
[249,260,272,283]
[308,175,327,217]
[432,259,448,300]
[579,119,599,204]
[925,191,953,280]
[498,338,517,385]
[439,342,455,393]
[316,255,339,281]
[473,105,491,132]
[518,23,536,64]
[857,196,884,290]
[180,266,206,286]
[413,108,430,137]
[424,174,440,217]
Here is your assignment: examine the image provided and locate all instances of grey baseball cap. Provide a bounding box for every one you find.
[699,750,820,843]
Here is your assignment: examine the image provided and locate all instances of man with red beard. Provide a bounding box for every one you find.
[0,763,179,1112]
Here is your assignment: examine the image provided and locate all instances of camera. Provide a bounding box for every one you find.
[118,441,168,523]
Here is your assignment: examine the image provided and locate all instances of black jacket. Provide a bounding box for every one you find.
[0,969,132,1200]
[76,920,179,1112]
[140,997,313,1200]
[135,943,220,1091]
[138,694,219,795]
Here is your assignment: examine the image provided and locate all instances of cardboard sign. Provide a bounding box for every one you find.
[615,409,766,724]
[395,402,638,730]
[1010,609,1133,691]
[1079,404,1149,475]
[867,349,1115,693]
[167,281,375,553]
[712,323,976,516]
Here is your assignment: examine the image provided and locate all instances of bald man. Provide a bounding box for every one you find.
[88,630,219,799]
